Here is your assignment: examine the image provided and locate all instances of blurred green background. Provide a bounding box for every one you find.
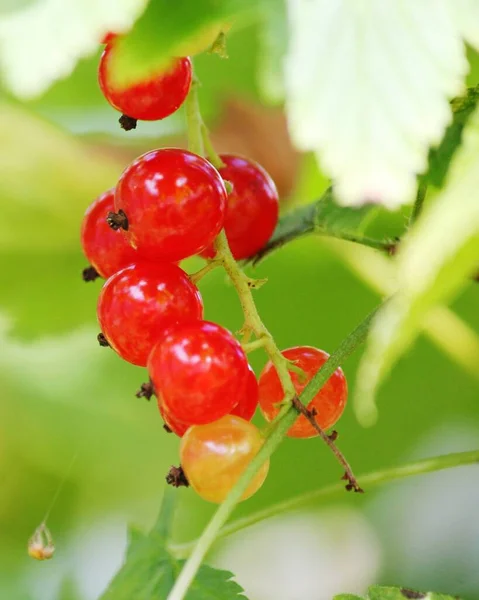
[1,17,479,600]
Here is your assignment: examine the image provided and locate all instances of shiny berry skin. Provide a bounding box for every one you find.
[80,189,137,279]
[98,46,192,121]
[97,262,203,366]
[201,154,279,260]
[258,346,347,438]
[180,415,269,503]
[231,365,259,421]
[115,148,227,261]
[148,321,249,425]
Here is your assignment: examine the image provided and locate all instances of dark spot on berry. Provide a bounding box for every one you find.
[107,209,129,231]
[166,465,189,488]
[97,333,110,347]
[400,589,426,599]
[82,265,100,282]
[119,114,137,131]
[163,423,172,434]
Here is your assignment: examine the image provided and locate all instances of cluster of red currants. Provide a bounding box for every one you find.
[80,36,348,504]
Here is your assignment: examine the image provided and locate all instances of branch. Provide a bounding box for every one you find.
[168,449,479,559]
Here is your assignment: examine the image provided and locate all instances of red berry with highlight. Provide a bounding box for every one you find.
[97,262,203,366]
[98,45,192,121]
[148,321,249,425]
[115,148,227,261]
[201,154,279,260]
[231,365,259,421]
[180,415,269,503]
[258,346,347,438]
[80,189,137,279]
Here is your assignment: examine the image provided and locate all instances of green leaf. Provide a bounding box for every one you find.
[334,586,460,600]
[0,0,147,98]
[355,102,479,426]
[107,0,264,88]
[100,491,247,600]
[284,1,473,208]
[424,85,479,187]
[250,189,380,264]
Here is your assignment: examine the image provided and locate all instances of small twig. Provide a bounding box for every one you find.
[291,397,363,493]
[97,333,110,347]
[106,210,129,231]
[119,114,137,131]
[166,465,189,488]
[409,183,428,226]
[82,265,100,282]
[188,261,220,285]
[241,337,267,354]
[136,381,155,400]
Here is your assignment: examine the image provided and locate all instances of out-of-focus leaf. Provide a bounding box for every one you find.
[106,0,264,88]
[355,103,479,426]
[0,102,123,252]
[284,0,470,208]
[250,189,379,264]
[424,85,479,187]
[256,3,287,104]
[100,492,247,600]
[0,0,147,98]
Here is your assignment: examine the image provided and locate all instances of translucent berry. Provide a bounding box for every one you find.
[231,365,259,421]
[148,321,249,425]
[258,346,347,438]
[98,46,192,121]
[201,154,279,260]
[97,262,203,366]
[115,148,227,261]
[180,415,269,503]
[80,189,137,279]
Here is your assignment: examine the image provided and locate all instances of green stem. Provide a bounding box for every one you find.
[185,76,204,157]
[409,183,428,225]
[166,307,374,600]
[201,123,225,170]
[169,449,479,559]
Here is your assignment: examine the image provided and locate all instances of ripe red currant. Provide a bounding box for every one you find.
[201,154,279,260]
[97,262,203,366]
[180,415,270,503]
[80,189,137,279]
[231,364,259,421]
[258,346,347,438]
[148,321,249,425]
[115,148,227,261]
[98,45,192,121]
[159,403,189,437]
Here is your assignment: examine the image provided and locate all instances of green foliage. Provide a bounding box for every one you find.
[424,85,479,187]
[251,189,379,264]
[107,0,265,88]
[355,103,479,425]
[101,492,247,600]
[334,586,460,600]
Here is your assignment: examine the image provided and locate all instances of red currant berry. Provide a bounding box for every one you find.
[98,45,192,121]
[159,403,189,437]
[201,154,279,260]
[80,189,137,279]
[115,148,227,261]
[180,415,269,503]
[97,262,203,366]
[231,365,259,421]
[258,346,347,438]
[148,321,249,425]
